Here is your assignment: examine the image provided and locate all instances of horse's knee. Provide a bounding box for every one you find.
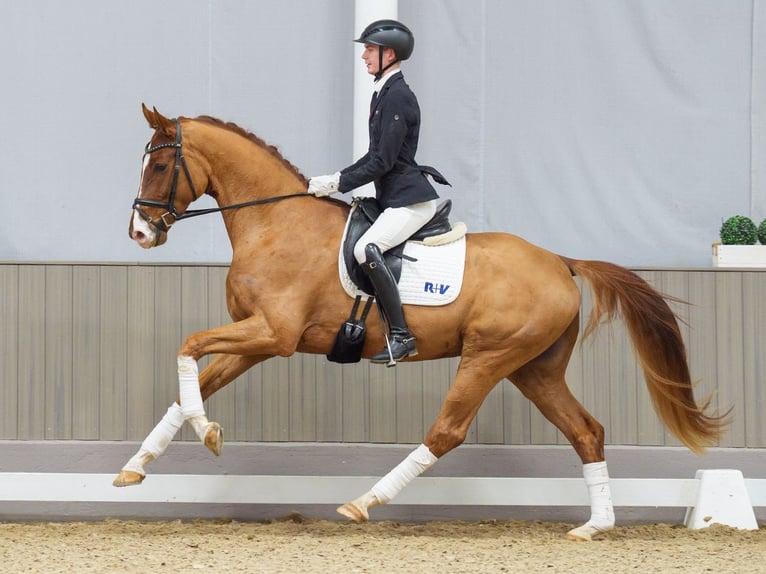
[425,422,467,458]
[179,333,207,360]
[572,421,605,462]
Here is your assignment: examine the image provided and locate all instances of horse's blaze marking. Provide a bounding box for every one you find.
[139,153,150,192]
[131,153,156,245]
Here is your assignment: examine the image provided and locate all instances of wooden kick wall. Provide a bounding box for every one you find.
[0,263,764,448]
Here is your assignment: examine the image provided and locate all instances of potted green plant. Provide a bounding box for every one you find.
[713,215,766,267]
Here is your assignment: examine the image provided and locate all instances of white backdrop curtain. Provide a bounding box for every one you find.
[0,0,761,266]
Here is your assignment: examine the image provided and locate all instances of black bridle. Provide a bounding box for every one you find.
[132,118,308,235]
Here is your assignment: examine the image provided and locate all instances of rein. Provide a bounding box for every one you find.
[172,192,310,221]
[132,118,307,235]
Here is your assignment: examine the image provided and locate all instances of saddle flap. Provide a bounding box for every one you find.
[343,199,404,294]
[342,198,457,294]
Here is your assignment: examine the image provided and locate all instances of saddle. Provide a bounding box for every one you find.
[343,197,457,294]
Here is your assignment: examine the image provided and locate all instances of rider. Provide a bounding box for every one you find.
[308,19,447,364]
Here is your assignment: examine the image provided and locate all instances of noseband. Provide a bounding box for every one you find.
[132,118,308,238]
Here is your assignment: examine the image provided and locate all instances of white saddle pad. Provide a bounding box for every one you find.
[338,214,466,307]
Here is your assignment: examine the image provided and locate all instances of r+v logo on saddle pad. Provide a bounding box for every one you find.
[424,281,450,295]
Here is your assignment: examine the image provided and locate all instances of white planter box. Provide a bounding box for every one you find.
[712,243,766,267]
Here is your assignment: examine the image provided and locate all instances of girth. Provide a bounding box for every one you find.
[343,198,454,294]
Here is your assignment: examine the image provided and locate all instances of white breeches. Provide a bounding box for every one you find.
[353,199,438,264]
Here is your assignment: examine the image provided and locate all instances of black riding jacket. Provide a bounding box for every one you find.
[338,72,440,209]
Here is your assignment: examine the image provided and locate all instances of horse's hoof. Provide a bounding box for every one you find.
[204,422,223,456]
[113,470,145,487]
[336,502,369,523]
[564,531,590,542]
[565,523,610,541]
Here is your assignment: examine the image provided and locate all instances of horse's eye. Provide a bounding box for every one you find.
[153,164,168,173]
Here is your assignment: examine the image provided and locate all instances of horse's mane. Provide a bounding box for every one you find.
[192,115,309,185]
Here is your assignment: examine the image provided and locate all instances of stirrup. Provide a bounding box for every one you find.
[370,334,418,366]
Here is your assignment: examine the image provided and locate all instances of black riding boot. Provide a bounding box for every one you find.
[361,243,418,364]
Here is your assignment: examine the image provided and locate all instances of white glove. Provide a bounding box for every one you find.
[308,172,341,197]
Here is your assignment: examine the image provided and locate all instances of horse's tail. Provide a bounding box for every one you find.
[560,256,731,455]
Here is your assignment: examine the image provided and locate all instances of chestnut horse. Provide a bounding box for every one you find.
[117,105,728,541]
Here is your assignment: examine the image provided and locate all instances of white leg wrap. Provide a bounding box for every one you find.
[567,461,615,540]
[121,403,185,475]
[371,444,438,504]
[187,414,211,438]
[141,402,185,457]
[178,355,205,418]
[122,452,153,476]
[583,461,615,528]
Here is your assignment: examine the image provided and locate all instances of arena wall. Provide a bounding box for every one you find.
[1,263,763,449]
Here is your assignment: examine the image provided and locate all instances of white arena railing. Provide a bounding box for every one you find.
[1,471,763,530]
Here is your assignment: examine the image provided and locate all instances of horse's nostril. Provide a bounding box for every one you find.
[134,231,145,241]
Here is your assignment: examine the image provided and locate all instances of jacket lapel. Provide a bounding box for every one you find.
[370,72,402,117]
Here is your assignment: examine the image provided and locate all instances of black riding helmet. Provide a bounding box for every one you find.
[354,19,414,80]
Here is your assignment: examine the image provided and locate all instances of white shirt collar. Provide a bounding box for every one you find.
[374,68,401,94]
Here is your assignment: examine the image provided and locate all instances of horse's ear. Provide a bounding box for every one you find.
[141,103,175,138]
[141,102,155,127]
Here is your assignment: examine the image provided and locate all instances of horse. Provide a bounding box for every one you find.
[117,104,729,541]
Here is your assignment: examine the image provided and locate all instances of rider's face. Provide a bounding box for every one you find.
[361,44,395,76]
